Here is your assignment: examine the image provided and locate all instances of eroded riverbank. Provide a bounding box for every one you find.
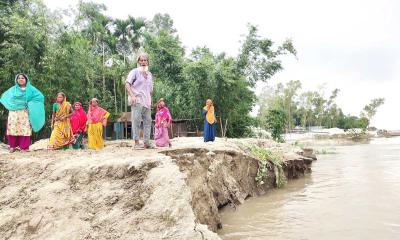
[0,137,315,239]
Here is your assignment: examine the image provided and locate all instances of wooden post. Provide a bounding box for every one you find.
[113,77,117,115]
[125,88,128,139]
[224,119,228,138]
[102,41,106,96]
[219,116,223,137]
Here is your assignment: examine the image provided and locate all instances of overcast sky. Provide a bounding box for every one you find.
[44,0,400,130]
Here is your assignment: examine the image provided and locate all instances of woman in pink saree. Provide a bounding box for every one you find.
[86,98,110,150]
[154,98,172,147]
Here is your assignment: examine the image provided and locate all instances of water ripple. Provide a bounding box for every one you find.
[219,138,400,240]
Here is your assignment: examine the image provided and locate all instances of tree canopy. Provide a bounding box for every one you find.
[258,81,384,132]
[0,0,296,139]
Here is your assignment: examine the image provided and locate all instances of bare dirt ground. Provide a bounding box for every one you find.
[0,137,314,240]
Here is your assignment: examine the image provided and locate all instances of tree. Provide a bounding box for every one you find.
[337,115,369,130]
[0,1,294,140]
[258,80,301,132]
[143,26,186,119]
[258,81,369,132]
[358,117,369,132]
[265,109,286,142]
[147,13,176,35]
[283,80,301,132]
[113,16,145,62]
[0,0,56,138]
[237,24,297,87]
[112,16,145,114]
[298,91,315,128]
[76,1,114,97]
[144,30,185,86]
[361,98,385,123]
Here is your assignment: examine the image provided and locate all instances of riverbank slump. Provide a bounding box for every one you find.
[163,142,314,232]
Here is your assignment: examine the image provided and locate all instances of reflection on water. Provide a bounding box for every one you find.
[219,137,400,240]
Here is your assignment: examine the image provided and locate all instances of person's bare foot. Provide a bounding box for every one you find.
[133,140,144,149]
[134,143,145,150]
[144,142,155,149]
[9,148,16,153]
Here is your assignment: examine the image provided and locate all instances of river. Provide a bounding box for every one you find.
[218,137,400,240]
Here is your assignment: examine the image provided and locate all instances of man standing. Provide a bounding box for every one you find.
[125,53,154,149]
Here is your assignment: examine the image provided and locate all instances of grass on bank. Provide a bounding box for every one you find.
[249,145,287,188]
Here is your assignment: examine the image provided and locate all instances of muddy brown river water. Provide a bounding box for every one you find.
[218,137,400,240]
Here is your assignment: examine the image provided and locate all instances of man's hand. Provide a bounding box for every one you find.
[129,95,137,105]
[125,82,137,105]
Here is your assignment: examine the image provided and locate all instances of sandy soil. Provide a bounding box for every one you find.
[0,137,314,240]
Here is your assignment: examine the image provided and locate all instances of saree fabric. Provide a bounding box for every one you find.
[70,102,87,149]
[87,102,110,150]
[87,102,108,125]
[203,105,216,124]
[48,101,75,149]
[70,102,87,134]
[203,108,216,142]
[155,106,172,147]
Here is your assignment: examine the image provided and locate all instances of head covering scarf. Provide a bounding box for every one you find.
[203,99,216,124]
[87,99,108,125]
[0,74,45,132]
[155,99,172,127]
[70,102,87,134]
[54,94,71,117]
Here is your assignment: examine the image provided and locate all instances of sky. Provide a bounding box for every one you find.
[44,0,400,130]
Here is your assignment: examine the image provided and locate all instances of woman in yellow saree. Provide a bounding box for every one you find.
[86,98,110,150]
[48,92,75,149]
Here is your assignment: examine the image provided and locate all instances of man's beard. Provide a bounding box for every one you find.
[139,65,149,72]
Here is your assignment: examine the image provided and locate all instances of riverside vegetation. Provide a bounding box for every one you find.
[0,1,385,142]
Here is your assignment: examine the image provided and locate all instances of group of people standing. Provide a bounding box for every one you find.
[0,53,217,153]
[47,94,110,150]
